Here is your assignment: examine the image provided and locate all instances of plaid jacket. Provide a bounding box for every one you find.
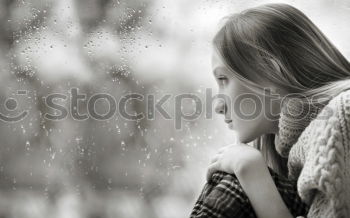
[190,167,309,218]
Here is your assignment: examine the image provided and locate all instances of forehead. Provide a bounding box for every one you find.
[211,51,226,72]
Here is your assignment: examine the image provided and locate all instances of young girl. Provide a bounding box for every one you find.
[190,3,350,218]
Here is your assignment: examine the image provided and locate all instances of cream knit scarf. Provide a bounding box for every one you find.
[273,90,350,218]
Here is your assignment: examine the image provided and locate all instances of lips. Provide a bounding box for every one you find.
[225,119,232,124]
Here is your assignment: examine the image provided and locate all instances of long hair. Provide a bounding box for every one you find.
[213,3,350,177]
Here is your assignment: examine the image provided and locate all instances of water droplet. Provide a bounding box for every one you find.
[25,141,30,152]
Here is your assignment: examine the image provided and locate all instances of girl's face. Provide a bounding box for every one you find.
[211,51,281,143]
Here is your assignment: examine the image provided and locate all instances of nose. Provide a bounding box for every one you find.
[215,98,226,114]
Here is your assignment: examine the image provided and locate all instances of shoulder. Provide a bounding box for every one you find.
[324,89,350,113]
[287,89,350,179]
[335,89,350,120]
[289,90,350,205]
[306,89,350,130]
[316,89,350,135]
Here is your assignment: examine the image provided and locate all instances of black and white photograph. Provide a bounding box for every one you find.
[0,0,350,217]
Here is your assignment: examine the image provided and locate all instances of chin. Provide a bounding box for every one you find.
[236,132,257,144]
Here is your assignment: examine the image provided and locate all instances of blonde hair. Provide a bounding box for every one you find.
[213,3,350,177]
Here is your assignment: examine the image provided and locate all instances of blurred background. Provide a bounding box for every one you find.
[0,0,349,217]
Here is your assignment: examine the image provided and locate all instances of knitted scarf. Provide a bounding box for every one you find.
[274,97,324,157]
[273,90,350,218]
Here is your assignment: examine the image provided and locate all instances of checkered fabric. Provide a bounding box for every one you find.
[190,167,309,218]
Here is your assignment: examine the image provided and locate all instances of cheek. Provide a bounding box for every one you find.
[230,94,267,142]
[232,95,262,121]
[226,82,269,127]
[239,98,259,117]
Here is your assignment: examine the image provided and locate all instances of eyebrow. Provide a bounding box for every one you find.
[213,67,226,77]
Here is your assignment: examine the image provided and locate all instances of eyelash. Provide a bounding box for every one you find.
[217,77,228,86]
